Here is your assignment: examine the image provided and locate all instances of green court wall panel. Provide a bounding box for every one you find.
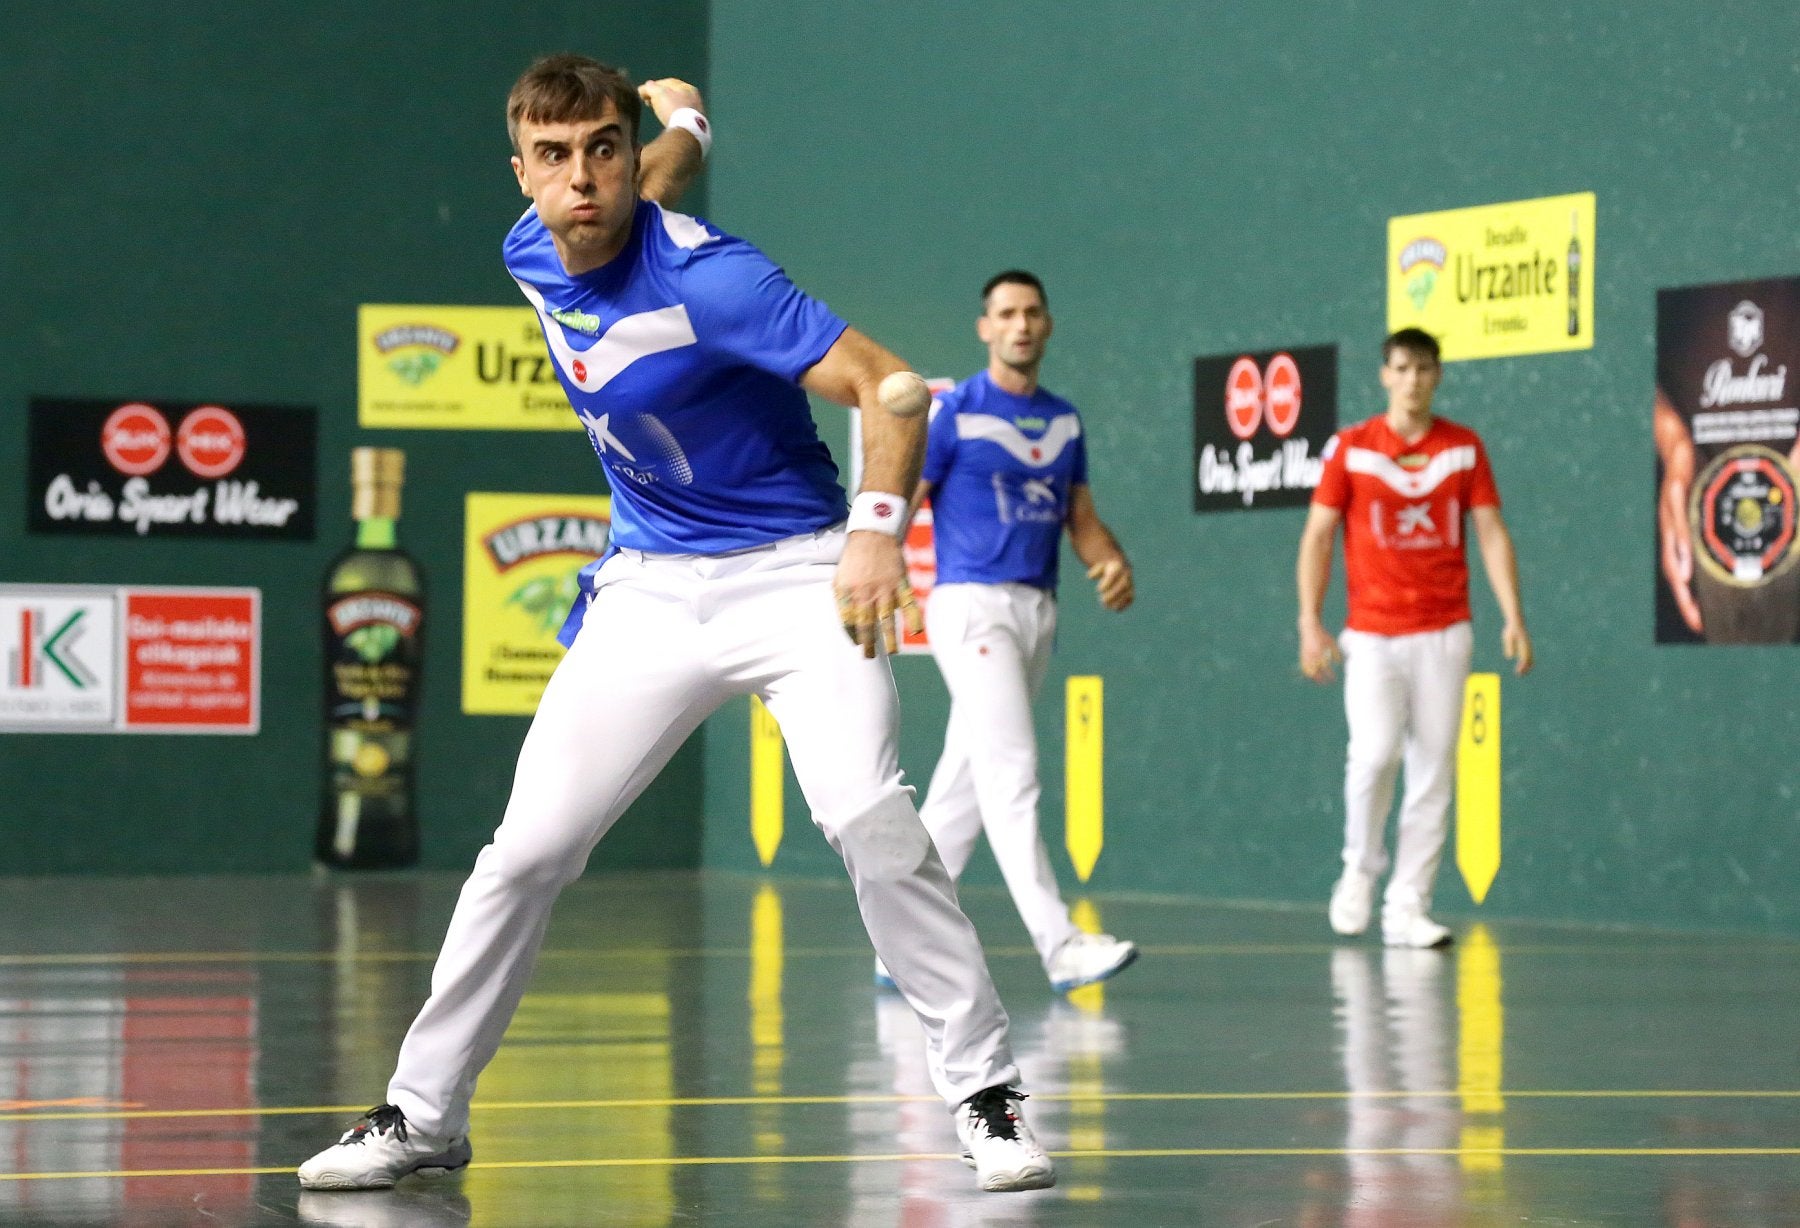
[0,3,711,874]
[697,1,1800,932]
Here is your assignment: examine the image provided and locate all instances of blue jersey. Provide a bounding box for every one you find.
[922,371,1088,591]
[505,201,850,552]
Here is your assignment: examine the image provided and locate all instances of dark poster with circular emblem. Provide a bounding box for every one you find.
[1654,276,1800,644]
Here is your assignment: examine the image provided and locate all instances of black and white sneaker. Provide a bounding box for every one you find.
[954,1086,1055,1192]
[298,1104,472,1191]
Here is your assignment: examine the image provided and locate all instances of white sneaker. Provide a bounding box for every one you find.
[873,956,898,991]
[1328,869,1375,936]
[1382,903,1453,949]
[298,1104,472,1190]
[955,1086,1055,1192]
[1047,932,1139,993]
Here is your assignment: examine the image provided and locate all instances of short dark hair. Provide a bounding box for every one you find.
[982,269,1047,309]
[507,54,642,154]
[1382,327,1441,364]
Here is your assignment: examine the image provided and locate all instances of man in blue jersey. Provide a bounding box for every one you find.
[875,271,1139,995]
[300,56,1052,1195]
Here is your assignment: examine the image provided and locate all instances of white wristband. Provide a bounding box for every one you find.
[666,107,712,159]
[847,491,906,537]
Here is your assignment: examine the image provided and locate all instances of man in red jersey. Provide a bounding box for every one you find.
[1296,328,1532,948]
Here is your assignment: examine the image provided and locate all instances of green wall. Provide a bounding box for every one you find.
[698,1,1800,932]
[0,3,710,873]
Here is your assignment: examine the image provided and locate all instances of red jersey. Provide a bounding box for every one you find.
[1312,415,1501,636]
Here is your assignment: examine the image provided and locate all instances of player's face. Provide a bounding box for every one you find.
[510,102,640,266]
[978,283,1052,373]
[1380,348,1442,414]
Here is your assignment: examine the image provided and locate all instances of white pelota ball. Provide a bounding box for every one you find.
[877,371,931,418]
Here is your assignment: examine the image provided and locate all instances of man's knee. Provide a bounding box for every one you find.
[483,828,590,892]
[1345,741,1403,777]
[829,790,932,882]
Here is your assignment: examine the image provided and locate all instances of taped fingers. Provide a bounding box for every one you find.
[895,582,924,636]
[877,594,898,655]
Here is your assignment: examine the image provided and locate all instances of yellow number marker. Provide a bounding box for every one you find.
[750,697,784,867]
[1066,676,1104,882]
[1457,673,1502,904]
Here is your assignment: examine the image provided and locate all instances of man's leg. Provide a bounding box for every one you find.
[1333,629,1409,936]
[1387,621,1474,914]
[924,583,1079,967]
[301,556,724,1188]
[917,700,983,881]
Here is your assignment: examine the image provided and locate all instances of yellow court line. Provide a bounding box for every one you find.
[7,1146,1800,1182]
[0,941,1770,968]
[5,1088,1800,1124]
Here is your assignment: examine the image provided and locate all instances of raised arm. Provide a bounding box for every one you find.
[1296,503,1343,682]
[1654,388,1702,633]
[635,77,708,207]
[1064,484,1133,611]
[1471,505,1533,675]
[801,327,925,655]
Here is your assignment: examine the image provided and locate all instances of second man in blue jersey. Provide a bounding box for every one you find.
[879,271,1140,995]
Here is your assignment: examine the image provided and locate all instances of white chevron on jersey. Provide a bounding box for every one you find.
[512,277,698,393]
[1344,444,1477,497]
[658,207,717,250]
[955,412,1082,468]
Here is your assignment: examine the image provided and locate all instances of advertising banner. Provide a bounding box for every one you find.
[1654,275,1800,644]
[1193,345,1338,512]
[0,585,259,733]
[463,492,613,715]
[359,305,579,430]
[27,399,315,539]
[1388,192,1595,362]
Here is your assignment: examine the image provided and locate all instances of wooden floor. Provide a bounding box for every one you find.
[1,870,1797,1226]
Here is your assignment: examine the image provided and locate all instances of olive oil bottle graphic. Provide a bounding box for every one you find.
[1566,211,1582,337]
[319,447,424,867]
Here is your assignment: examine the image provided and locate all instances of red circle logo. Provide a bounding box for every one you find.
[176,406,247,478]
[101,403,172,475]
[1224,357,1263,439]
[1264,352,1303,438]
[873,500,894,517]
[572,358,588,381]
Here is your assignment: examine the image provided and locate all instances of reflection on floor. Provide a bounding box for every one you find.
[1,870,1798,1225]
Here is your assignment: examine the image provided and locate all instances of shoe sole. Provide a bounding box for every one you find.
[1383,934,1454,949]
[980,1163,1056,1192]
[296,1151,471,1190]
[1049,946,1140,994]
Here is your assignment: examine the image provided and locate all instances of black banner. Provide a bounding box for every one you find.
[1193,344,1338,512]
[1654,277,1800,644]
[28,398,317,540]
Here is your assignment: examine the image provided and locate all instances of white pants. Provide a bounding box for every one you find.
[1338,622,1472,910]
[388,529,1019,1135]
[918,582,1078,968]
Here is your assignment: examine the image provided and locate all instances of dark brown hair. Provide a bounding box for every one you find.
[982,269,1047,309]
[1382,326,1441,364]
[507,54,641,153]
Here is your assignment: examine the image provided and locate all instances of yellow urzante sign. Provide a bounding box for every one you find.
[462,492,611,715]
[1388,192,1595,362]
[359,305,580,429]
